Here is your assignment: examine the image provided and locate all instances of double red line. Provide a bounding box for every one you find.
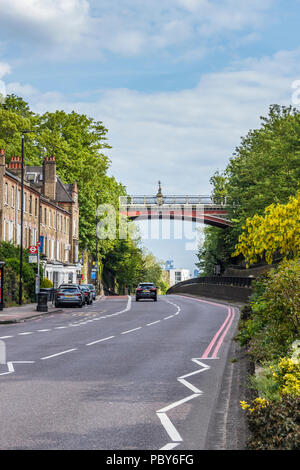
[202,306,235,359]
[176,296,235,359]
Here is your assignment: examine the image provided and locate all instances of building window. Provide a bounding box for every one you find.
[4,184,8,205]
[9,221,14,242]
[29,195,32,214]
[24,193,26,212]
[17,189,21,210]
[17,224,21,245]
[44,208,47,224]
[11,187,15,207]
[35,198,38,217]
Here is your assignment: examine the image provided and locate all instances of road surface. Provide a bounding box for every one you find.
[0,294,241,450]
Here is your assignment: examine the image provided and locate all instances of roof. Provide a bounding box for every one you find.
[24,166,74,203]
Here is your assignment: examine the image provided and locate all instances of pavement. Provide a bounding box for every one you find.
[0,301,63,324]
[0,295,106,323]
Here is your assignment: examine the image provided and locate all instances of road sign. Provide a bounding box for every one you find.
[29,245,38,254]
[29,254,38,263]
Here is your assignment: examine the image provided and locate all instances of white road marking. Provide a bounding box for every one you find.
[160,442,181,450]
[157,358,210,450]
[163,315,174,320]
[54,326,67,329]
[157,413,183,443]
[86,336,115,346]
[121,327,142,335]
[146,320,161,326]
[157,393,200,414]
[18,332,33,335]
[40,348,77,360]
[0,361,35,376]
[0,336,13,339]
[37,329,51,332]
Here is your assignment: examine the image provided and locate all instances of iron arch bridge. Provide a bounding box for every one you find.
[119,194,231,229]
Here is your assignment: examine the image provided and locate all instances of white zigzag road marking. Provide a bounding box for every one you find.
[156,358,210,449]
[0,361,35,376]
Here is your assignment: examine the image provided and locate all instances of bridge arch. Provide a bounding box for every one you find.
[119,194,232,229]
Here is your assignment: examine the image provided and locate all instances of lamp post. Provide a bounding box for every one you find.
[19,130,34,305]
[96,190,99,292]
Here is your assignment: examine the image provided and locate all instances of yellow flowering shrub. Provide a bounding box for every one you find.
[271,356,300,397]
[233,192,300,266]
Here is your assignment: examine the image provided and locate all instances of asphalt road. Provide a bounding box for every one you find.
[0,294,240,450]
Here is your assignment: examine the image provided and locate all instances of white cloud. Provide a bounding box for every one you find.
[0,0,274,59]
[0,62,11,79]
[5,47,299,195]
[0,0,90,56]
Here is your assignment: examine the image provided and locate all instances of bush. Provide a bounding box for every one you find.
[245,395,300,450]
[235,259,300,363]
[40,278,53,288]
[3,264,18,305]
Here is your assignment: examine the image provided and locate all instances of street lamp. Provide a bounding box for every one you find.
[95,190,100,292]
[19,130,35,305]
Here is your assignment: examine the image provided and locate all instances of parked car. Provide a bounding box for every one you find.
[55,285,84,308]
[136,282,157,301]
[86,284,97,300]
[79,285,93,305]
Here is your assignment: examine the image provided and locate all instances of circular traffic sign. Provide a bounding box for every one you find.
[29,245,38,254]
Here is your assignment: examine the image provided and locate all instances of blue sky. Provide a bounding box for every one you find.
[1,0,300,272]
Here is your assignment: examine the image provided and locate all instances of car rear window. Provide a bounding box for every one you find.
[140,284,155,288]
[60,288,78,293]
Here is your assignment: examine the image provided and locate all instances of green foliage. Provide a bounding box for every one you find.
[103,237,166,294]
[199,104,300,274]
[0,94,125,255]
[3,263,18,305]
[40,278,53,288]
[0,242,38,304]
[235,260,300,363]
[246,395,300,450]
[196,226,235,275]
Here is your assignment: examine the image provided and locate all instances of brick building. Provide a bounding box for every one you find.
[0,149,81,287]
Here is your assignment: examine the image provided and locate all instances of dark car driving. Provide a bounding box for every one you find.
[55,285,84,308]
[136,283,157,301]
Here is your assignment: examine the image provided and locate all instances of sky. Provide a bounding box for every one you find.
[1,0,300,273]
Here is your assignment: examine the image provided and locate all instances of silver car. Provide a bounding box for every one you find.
[55,286,84,308]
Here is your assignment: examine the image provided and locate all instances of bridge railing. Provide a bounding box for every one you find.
[119,195,228,206]
[167,276,254,293]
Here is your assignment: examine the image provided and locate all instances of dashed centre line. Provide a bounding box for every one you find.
[41,348,78,360]
[121,327,142,335]
[86,336,115,346]
[146,320,161,326]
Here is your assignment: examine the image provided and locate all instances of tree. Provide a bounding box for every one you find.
[198,105,300,274]
[233,192,300,266]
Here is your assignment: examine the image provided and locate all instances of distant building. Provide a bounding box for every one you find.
[167,268,190,287]
[0,150,80,287]
[165,259,174,271]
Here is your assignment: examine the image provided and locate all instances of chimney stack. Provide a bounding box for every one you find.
[6,155,23,177]
[43,155,56,200]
